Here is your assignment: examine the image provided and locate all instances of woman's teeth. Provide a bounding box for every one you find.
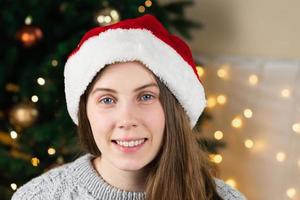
[115,139,146,147]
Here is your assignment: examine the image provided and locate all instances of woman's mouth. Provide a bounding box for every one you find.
[111,138,148,153]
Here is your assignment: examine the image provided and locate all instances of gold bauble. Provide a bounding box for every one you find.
[16,25,43,47]
[9,102,39,129]
[94,7,120,26]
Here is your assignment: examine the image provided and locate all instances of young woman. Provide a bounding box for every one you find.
[12,14,246,200]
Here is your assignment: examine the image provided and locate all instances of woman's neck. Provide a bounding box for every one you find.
[92,156,147,192]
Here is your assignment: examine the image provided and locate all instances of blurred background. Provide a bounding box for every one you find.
[0,0,299,199]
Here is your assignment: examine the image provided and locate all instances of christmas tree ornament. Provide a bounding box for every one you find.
[15,25,43,47]
[9,102,39,129]
[94,7,120,26]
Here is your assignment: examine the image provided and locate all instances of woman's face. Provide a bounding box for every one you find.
[86,61,165,171]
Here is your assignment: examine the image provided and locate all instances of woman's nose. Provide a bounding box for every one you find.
[118,119,138,129]
[117,103,139,129]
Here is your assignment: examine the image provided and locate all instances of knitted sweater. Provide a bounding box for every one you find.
[12,154,246,200]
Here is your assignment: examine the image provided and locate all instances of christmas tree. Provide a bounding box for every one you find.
[0,0,224,199]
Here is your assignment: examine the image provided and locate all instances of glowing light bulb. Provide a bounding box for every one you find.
[104,16,111,23]
[31,157,40,167]
[231,117,242,128]
[214,131,223,140]
[276,152,286,162]
[138,5,145,13]
[243,109,253,118]
[31,95,39,103]
[209,154,223,164]
[244,139,254,149]
[196,66,205,77]
[37,77,45,86]
[217,95,227,105]
[207,96,217,108]
[225,179,237,188]
[281,89,291,98]
[97,15,105,23]
[217,68,228,79]
[51,59,58,67]
[248,74,258,85]
[10,131,18,139]
[292,123,300,134]
[10,183,17,191]
[145,0,152,7]
[48,147,56,155]
[286,188,296,199]
[24,16,32,25]
[110,10,120,21]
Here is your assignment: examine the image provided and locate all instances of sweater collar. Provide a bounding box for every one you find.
[71,154,146,200]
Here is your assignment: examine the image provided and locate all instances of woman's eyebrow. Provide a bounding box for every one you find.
[91,83,158,95]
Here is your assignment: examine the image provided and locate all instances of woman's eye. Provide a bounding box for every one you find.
[140,94,154,101]
[99,97,114,104]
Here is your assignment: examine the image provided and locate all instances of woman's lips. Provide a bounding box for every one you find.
[112,138,148,153]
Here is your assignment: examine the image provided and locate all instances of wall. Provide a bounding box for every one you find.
[184,0,300,59]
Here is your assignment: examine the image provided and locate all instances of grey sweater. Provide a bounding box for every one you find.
[12,154,246,200]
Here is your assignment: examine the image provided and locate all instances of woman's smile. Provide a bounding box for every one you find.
[112,138,148,153]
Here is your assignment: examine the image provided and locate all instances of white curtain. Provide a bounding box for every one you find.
[198,55,300,200]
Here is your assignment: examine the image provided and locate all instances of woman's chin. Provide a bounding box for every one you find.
[116,160,147,172]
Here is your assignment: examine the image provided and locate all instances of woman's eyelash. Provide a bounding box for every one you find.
[98,93,156,104]
[99,97,115,104]
[140,94,155,101]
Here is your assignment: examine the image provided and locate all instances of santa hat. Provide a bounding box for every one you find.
[64,14,206,127]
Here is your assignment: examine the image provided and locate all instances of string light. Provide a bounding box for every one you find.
[292,123,300,134]
[217,94,227,105]
[104,16,111,23]
[138,5,145,13]
[145,0,152,7]
[31,95,39,103]
[209,154,223,164]
[217,68,228,79]
[281,89,291,98]
[48,147,56,155]
[31,157,40,167]
[97,15,105,24]
[10,183,17,191]
[286,188,296,199]
[37,77,45,86]
[276,152,286,162]
[243,109,253,118]
[225,179,237,188]
[244,139,254,149]
[207,96,217,108]
[196,66,205,77]
[10,131,18,139]
[214,130,224,140]
[231,116,243,128]
[51,59,58,67]
[110,9,120,21]
[95,8,120,26]
[248,74,258,85]
[24,16,32,25]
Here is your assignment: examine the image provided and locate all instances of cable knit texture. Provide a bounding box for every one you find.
[12,154,246,200]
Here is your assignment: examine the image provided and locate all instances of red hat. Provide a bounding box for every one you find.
[64,14,206,127]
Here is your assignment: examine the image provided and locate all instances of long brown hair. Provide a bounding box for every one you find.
[77,62,223,200]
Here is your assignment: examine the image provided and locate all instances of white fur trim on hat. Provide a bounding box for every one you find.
[64,28,206,127]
